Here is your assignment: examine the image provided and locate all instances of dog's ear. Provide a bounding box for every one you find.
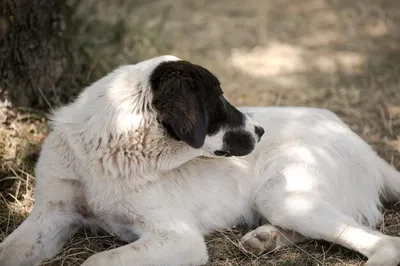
[152,77,208,149]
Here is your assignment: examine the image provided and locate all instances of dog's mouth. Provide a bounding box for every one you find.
[214,150,233,157]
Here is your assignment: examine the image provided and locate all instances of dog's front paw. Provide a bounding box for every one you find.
[365,236,400,266]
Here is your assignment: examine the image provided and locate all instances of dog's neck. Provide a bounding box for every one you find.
[58,114,202,183]
[50,80,204,183]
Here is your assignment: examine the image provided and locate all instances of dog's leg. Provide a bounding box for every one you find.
[82,229,208,266]
[0,179,84,266]
[252,172,400,266]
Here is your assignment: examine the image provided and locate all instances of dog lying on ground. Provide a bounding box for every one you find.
[1,55,400,266]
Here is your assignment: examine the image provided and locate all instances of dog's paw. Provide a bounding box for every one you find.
[240,224,281,255]
[241,224,307,256]
[365,236,400,266]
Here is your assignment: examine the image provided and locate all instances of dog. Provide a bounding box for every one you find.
[1,55,400,266]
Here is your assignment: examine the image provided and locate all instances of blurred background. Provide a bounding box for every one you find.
[0,0,400,265]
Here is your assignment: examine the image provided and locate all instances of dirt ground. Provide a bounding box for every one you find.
[1,0,400,265]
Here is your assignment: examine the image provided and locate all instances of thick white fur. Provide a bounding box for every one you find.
[1,56,400,266]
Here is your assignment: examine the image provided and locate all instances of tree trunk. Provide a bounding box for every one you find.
[0,0,75,110]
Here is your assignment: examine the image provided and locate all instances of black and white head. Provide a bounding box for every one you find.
[149,56,264,157]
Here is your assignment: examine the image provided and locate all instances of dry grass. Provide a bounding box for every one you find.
[1,0,400,265]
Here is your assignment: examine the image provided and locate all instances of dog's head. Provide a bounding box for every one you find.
[150,57,264,157]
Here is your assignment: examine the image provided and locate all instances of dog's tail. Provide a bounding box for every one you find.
[381,158,400,202]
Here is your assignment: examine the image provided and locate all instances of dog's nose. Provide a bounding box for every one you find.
[255,126,265,141]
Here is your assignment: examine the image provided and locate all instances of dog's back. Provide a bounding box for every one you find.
[241,106,400,226]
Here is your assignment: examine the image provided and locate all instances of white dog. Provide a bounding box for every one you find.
[1,55,399,266]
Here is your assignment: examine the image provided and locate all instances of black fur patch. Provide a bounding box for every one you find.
[254,126,265,141]
[150,60,245,148]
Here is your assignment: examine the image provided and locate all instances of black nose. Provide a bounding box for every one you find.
[255,126,265,141]
[221,131,255,157]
